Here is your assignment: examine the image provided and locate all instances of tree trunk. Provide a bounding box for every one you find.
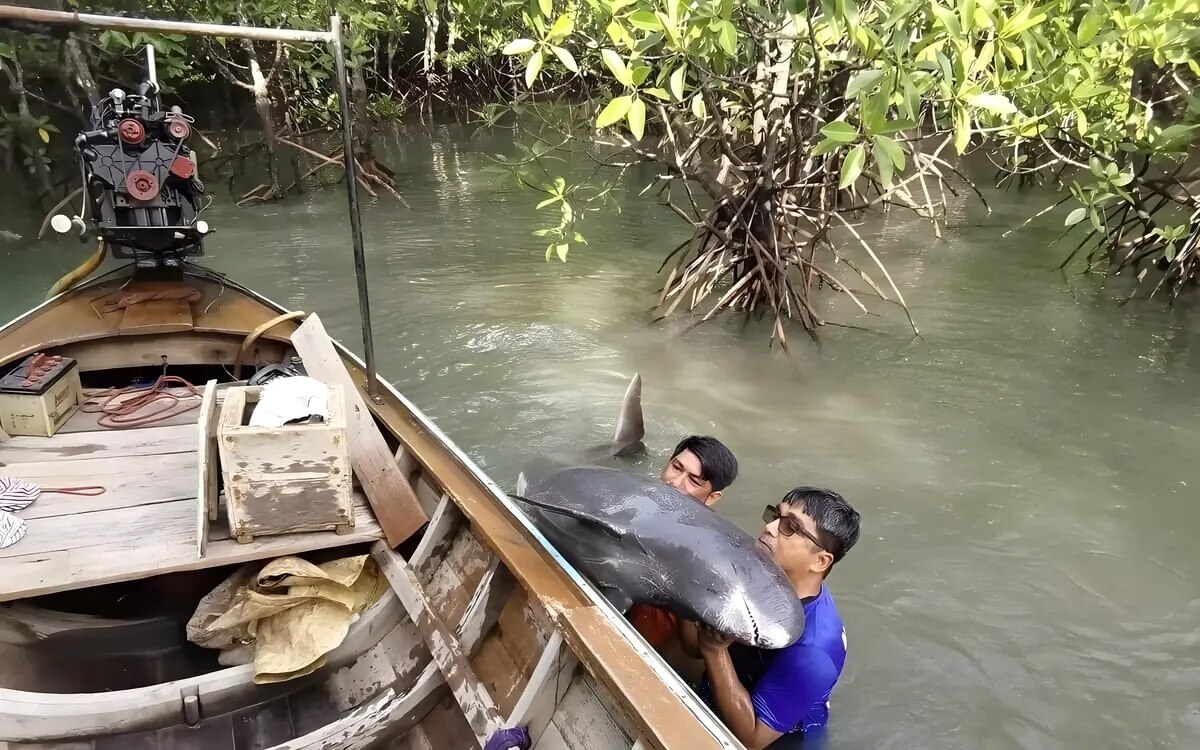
[65,35,98,115]
[3,56,54,202]
[242,39,279,194]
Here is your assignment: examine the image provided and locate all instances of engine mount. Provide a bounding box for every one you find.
[72,79,210,278]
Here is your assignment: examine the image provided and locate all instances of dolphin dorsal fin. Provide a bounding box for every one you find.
[610,372,644,455]
[509,494,626,540]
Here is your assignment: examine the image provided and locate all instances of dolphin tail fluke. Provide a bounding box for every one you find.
[610,372,645,456]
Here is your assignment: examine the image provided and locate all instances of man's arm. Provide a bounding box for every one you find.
[697,628,783,750]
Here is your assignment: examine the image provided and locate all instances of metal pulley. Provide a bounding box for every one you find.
[117,118,144,145]
[165,117,190,141]
[125,169,159,201]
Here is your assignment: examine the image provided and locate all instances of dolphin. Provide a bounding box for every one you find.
[510,374,805,649]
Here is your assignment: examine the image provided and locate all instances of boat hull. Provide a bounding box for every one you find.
[0,263,741,749]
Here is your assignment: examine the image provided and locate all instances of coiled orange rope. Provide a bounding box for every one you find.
[79,374,203,429]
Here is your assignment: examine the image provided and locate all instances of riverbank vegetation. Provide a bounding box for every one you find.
[1,0,1197,344]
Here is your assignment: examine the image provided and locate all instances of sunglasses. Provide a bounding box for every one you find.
[762,504,828,552]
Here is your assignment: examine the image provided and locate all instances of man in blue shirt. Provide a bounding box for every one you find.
[679,487,861,749]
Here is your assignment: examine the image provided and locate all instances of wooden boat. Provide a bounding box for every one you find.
[0,270,744,750]
[0,6,745,750]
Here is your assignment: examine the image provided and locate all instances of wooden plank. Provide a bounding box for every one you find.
[0,493,382,602]
[394,444,419,485]
[455,558,517,649]
[554,606,726,750]
[553,672,633,749]
[196,379,218,557]
[0,591,398,743]
[505,632,576,747]
[270,666,445,750]
[0,423,195,462]
[117,297,195,335]
[290,313,426,547]
[534,722,570,750]
[409,494,461,576]
[372,542,505,747]
[56,333,290,373]
[0,451,197,521]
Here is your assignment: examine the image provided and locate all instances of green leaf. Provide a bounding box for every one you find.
[644,87,672,100]
[596,95,634,128]
[875,118,916,135]
[845,68,886,99]
[874,141,894,188]
[812,137,842,156]
[954,106,971,154]
[627,97,647,140]
[548,14,575,41]
[670,66,687,100]
[538,0,553,18]
[965,92,1018,115]
[37,128,49,144]
[691,94,707,119]
[555,243,569,262]
[820,121,858,143]
[628,11,662,31]
[532,228,555,236]
[959,0,977,32]
[1077,7,1105,45]
[839,145,866,189]
[631,65,651,86]
[873,134,906,172]
[503,38,537,55]
[1064,207,1086,226]
[667,0,682,22]
[551,46,578,73]
[931,3,962,40]
[601,48,633,86]
[537,195,561,209]
[525,50,544,88]
[1165,243,1177,262]
[717,20,737,56]
[573,232,589,245]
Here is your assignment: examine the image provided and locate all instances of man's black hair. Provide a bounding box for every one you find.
[781,487,861,566]
[670,435,739,492]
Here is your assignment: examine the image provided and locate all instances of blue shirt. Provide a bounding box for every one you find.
[698,583,847,739]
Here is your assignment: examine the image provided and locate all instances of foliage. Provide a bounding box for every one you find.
[2,0,1196,335]
[493,0,1200,342]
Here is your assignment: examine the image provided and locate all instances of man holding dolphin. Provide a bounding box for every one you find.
[679,487,861,749]
[626,435,739,649]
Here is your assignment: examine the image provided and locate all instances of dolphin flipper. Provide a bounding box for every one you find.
[508,494,626,539]
[597,584,633,614]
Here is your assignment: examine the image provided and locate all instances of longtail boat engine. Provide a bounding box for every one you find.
[53,76,209,279]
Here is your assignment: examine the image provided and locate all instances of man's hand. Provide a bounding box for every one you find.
[697,624,734,653]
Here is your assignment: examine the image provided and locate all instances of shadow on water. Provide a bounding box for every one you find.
[2,119,1199,749]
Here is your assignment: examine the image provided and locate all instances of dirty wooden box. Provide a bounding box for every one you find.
[215,383,353,543]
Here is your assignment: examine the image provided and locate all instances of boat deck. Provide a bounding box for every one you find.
[0,389,384,603]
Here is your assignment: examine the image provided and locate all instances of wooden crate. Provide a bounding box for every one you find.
[215,382,354,543]
[0,354,82,438]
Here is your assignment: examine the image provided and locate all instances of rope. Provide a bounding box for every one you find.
[232,310,306,380]
[79,374,203,429]
[42,485,107,495]
[95,287,202,314]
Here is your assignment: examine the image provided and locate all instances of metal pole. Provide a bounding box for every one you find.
[0,6,334,43]
[330,13,379,399]
[145,44,157,88]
